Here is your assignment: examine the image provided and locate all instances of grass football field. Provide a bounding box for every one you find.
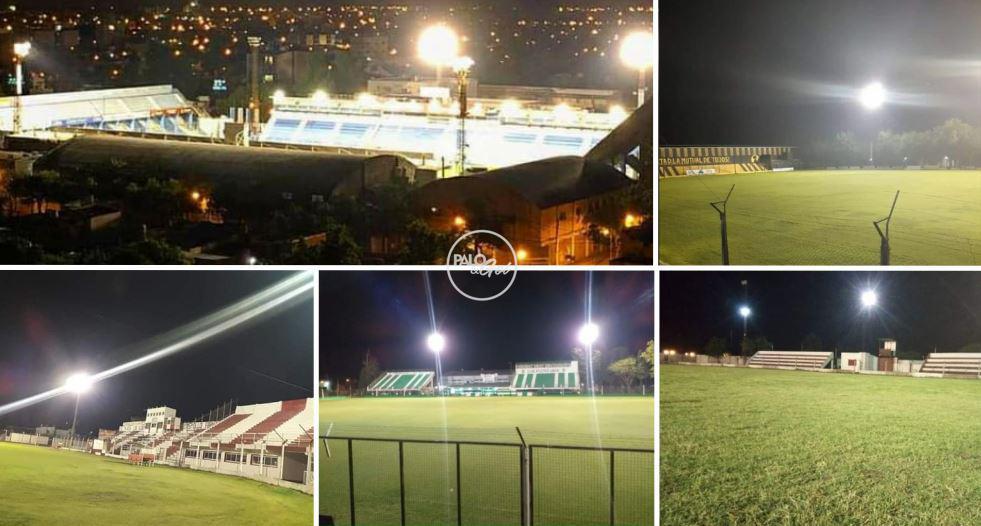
[0,441,312,525]
[320,396,654,526]
[659,169,981,265]
[660,365,981,525]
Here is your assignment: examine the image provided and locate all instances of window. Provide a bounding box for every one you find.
[224,453,242,463]
[848,359,857,366]
[202,450,217,460]
[184,449,197,458]
[263,456,279,467]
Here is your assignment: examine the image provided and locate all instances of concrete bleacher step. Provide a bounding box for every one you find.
[747,351,833,370]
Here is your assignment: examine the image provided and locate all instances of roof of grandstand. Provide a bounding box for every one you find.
[416,156,633,210]
[34,135,412,200]
[586,99,653,162]
[0,85,196,133]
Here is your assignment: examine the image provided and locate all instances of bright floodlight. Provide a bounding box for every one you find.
[418,24,459,66]
[739,306,751,318]
[861,289,878,308]
[427,332,446,353]
[272,89,286,102]
[578,322,600,346]
[13,41,30,58]
[619,31,654,70]
[859,82,886,110]
[64,373,93,394]
[312,90,328,104]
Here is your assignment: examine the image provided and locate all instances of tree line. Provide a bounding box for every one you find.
[802,118,981,168]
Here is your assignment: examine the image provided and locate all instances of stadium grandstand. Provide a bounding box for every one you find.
[98,398,314,493]
[658,145,796,177]
[259,93,626,170]
[746,350,834,370]
[512,361,580,394]
[919,353,981,378]
[365,361,580,396]
[366,371,435,395]
[0,85,216,139]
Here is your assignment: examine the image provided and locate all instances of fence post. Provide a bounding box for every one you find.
[348,439,356,526]
[456,442,462,526]
[709,184,735,265]
[529,447,534,526]
[873,190,899,266]
[399,441,406,526]
[516,427,531,526]
[609,450,615,526]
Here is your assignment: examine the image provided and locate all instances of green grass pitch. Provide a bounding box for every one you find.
[320,396,654,526]
[0,442,312,525]
[659,170,981,265]
[660,365,981,525]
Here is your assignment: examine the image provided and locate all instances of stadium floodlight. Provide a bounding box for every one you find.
[64,372,94,394]
[500,99,523,119]
[578,322,600,346]
[451,55,474,74]
[860,289,878,309]
[859,82,886,110]
[13,41,30,58]
[272,89,286,103]
[738,305,751,339]
[619,31,654,107]
[418,24,459,81]
[427,332,446,353]
[65,372,93,449]
[312,89,328,105]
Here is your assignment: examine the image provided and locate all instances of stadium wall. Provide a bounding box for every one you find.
[658,146,795,177]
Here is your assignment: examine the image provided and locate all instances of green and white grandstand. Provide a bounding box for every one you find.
[512,361,581,393]
[366,371,435,395]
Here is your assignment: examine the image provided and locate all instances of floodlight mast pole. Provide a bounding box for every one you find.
[69,392,80,448]
[710,184,735,265]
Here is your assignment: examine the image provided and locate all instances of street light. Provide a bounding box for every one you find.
[418,24,459,83]
[65,372,93,449]
[427,332,445,395]
[619,31,654,107]
[13,41,30,134]
[452,55,474,173]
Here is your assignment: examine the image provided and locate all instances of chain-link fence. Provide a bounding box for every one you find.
[320,436,654,526]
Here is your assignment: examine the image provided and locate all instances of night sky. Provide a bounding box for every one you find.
[320,271,654,381]
[0,271,313,435]
[660,271,981,358]
[660,0,981,145]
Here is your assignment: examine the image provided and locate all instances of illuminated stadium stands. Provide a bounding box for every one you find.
[0,85,206,137]
[512,361,581,393]
[367,371,435,395]
[919,353,981,378]
[260,95,620,169]
[747,351,834,370]
[444,370,512,396]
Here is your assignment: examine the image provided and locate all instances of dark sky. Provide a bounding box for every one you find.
[0,271,313,435]
[660,271,981,358]
[320,271,654,380]
[660,0,981,145]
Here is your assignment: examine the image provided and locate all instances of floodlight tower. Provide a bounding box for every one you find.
[418,24,459,84]
[13,41,31,134]
[453,56,474,174]
[246,36,262,142]
[427,332,446,395]
[738,305,751,339]
[859,289,878,353]
[578,322,600,393]
[620,32,654,108]
[858,82,886,165]
[65,372,94,449]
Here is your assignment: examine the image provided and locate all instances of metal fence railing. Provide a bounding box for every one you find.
[320,433,654,526]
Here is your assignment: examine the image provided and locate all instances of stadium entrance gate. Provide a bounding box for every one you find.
[319,434,654,526]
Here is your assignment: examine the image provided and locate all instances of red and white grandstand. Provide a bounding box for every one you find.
[102,398,313,493]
